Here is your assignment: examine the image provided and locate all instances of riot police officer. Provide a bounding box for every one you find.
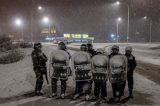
[87,43,96,57]
[92,48,109,101]
[49,42,71,99]
[109,45,127,102]
[31,43,48,96]
[71,44,92,101]
[125,46,137,98]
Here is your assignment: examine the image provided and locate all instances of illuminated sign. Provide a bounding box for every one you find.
[63,33,93,39]
[73,34,81,38]
[64,34,82,38]
[64,34,71,38]
[82,34,89,38]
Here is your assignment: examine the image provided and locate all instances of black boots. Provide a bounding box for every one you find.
[35,91,44,96]
[129,90,133,98]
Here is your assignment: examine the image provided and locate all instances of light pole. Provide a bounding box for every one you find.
[115,1,130,43]
[116,17,122,43]
[144,16,152,43]
[30,5,45,42]
[15,18,23,41]
[42,16,51,37]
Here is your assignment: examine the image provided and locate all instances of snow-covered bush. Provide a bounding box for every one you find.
[19,42,33,48]
[0,49,24,64]
[0,35,14,51]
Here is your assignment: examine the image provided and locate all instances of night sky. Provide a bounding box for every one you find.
[0,0,160,42]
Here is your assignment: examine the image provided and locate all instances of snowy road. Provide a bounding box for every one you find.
[0,43,160,106]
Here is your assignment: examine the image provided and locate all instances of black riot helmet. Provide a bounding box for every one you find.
[96,48,104,55]
[80,44,87,51]
[58,41,66,50]
[87,43,93,50]
[111,45,119,55]
[34,42,42,51]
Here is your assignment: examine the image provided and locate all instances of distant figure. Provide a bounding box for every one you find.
[71,44,92,101]
[125,46,137,98]
[31,43,48,96]
[49,42,71,99]
[87,43,96,57]
[92,48,109,101]
[109,45,127,102]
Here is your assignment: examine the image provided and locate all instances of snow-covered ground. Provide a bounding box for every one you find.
[66,43,160,65]
[0,48,34,98]
[0,43,160,105]
[0,45,75,98]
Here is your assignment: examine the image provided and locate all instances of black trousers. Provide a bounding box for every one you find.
[52,78,67,94]
[75,81,92,95]
[35,72,44,92]
[111,81,126,98]
[94,81,107,98]
[127,74,133,91]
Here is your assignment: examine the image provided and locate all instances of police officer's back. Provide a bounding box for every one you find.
[87,43,96,57]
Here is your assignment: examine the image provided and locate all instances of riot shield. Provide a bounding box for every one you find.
[92,54,109,82]
[71,52,92,81]
[50,50,70,79]
[109,55,127,83]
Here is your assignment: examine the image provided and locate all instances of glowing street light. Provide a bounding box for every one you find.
[30,5,45,42]
[117,17,122,22]
[111,34,115,38]
[110,34,116,42]
[143,16,152,43]
[15,18,23,41]
[115,1,130,43]
[43,17,49,23]
[116,17,122,43]
[144,16,147,20]
[42,16,51,36]
[38,6,43,10]
[15,19,22,26]
[116,1,120,5]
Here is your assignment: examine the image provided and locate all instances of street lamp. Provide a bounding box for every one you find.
[116,1,120,5]
[42,16,51,37]
[15,18,23,41]
[30,5,46,42]
[144,16,147,20]
[143,16,152,43]
[15,19,22,26]
[115,1,130,43]
[43,17,49,23]
[116,17,122,43]
[38,6,43,10]
[117,17,122,22]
